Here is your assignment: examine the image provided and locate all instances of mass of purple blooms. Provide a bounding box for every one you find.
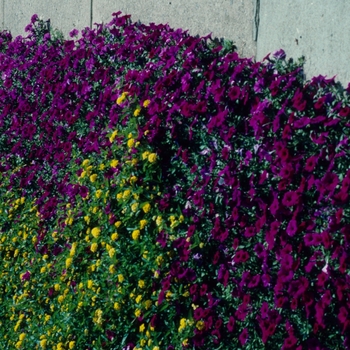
[0,11,350,349]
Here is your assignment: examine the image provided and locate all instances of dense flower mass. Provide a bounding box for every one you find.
[0,11,350,349]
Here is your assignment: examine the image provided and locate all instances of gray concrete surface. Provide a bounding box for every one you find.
[1,0,350,86]
[93,0,256,58]
[0,0,4,31]
[257,0,350,87]
[2,0,90,38]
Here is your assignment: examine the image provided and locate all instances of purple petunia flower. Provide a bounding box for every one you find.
[239,328,249,346]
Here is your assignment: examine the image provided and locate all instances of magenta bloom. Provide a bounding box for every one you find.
[233,250,250,263]
[239,328,249,346]
[282,191,299,207]
[21,271,31,281]
[321,171,339,192]
[227,316,235,332]
[304,155,317,172]
[286,219,298,236]
[282,335,298,349]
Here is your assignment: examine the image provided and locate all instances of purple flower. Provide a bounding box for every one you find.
[282,191,299,207]
[286,219,298,236]
[227,316,235,332]
[21,271,31,281]
[239,328,249,346]
[273,49,286,59]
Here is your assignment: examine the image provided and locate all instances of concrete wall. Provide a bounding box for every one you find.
[0,0,349,86]
[1,0,91,39]
[256,0,350,87]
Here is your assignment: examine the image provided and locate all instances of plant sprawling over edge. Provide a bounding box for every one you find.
[0,12,350,350]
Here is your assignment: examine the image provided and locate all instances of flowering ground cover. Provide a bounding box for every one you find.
[0,12,350,349]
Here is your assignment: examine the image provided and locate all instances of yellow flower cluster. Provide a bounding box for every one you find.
[143,99,151,108]
[91,227,100,239]
[132,229,140,240]
[178,318,187,332]
[116,91,129,105]
[109,130,118,143]
[133,107,141,117]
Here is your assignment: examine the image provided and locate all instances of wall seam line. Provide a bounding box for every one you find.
[90,0,93,28]
[2,0,4,31]
[254,0,260,42]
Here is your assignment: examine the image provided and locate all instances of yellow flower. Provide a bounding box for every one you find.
[196,320,205,330]
[109,130,118,143]
[156,216,162,226]
[135,295,142,303]
[178,318,187,332]
[84,215,90,224]
[142,151,150,160]
[116,96,124,105]
[139,323,145,333]
[132,230,140,240]
[110,159,119,168]
[131,202,139,212]
[91,227,101,239]
[40,339,47,348]
[118,274,124,283]
[135,309,141,317]
[15,341,22,349]
[82,159,90,167]
[65,258,73,269]
[138,280,145,288]
[182,339,189,346]
[109,265,115,274]
[111,233,118,241]
[127,138,135,148]
[133,193,139,200]
[99,163,105,170]
[123,189,131,199]
[156,256,164,266]
[86,165,93,174]
[153,347,160,350]
[87,280,93,289]
[90,243,98,253]
[133,107,141,117]
[144,299,152,310]
[143,99,151,108]
[114,302,120,310]
[57,342,65,350]
[130,175,138,184]
[90,174,97,182]
[116,193,122,200]
[68,341,75,349]
[148,153,157,163]
[115,221,122,228]
[93,309,103,326]
[19,333,26,341]
[95,190,102,198]
[116,92,128,105]
[142,203,151,213]
[140,219,148,229]
[57,295,64,304]
[108,248,116,258]
[54,283,60,292]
